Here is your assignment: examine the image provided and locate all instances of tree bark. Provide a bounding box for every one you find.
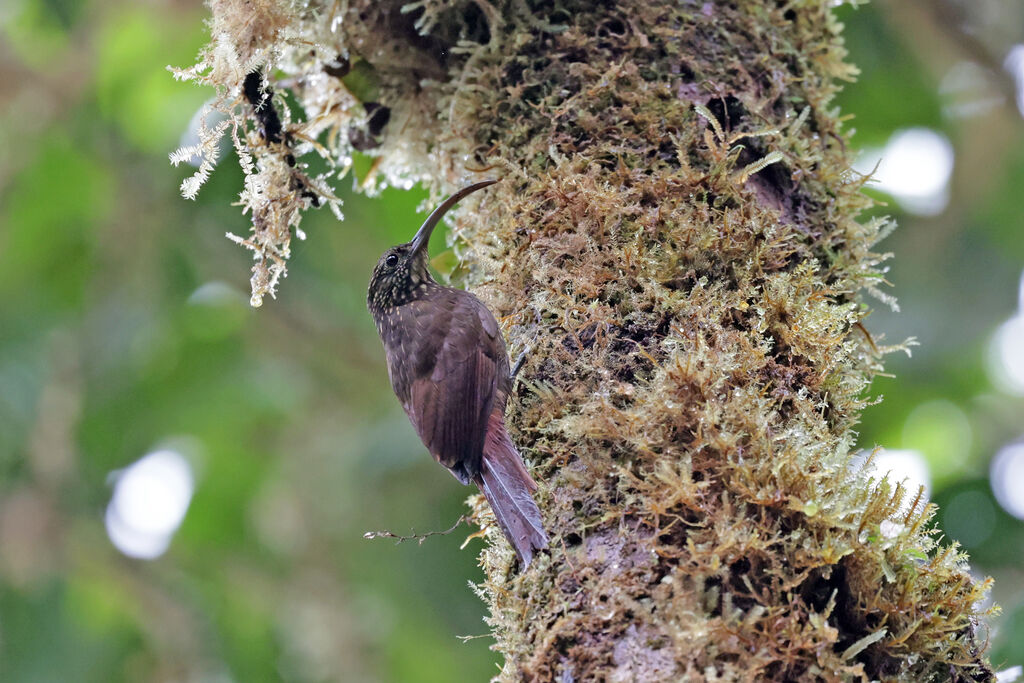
[178,1,995,680]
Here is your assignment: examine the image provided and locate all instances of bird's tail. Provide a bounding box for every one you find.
[474,413,548,568]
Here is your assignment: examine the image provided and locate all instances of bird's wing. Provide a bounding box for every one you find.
[403,292,506,480]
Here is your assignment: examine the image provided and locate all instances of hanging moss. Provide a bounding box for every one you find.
[174,1,995,680]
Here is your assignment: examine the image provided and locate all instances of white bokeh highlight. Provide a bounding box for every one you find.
[855,128,955,216]
[870,448,932,503]
[987,270,1024,395]
[105,450,195,560]
[996,665,1023,683]
[1005,44,1024,118]
[990,441,1024,521]
[940,61,1004,119]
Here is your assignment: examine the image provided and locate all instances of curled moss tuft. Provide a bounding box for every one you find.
[177,0,995,680]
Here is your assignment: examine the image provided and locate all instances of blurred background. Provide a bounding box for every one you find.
[0,0,1022,680]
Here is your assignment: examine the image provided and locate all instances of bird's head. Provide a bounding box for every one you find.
[367,179,497,315]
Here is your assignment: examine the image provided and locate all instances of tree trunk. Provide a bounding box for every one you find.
[177,1,995,680]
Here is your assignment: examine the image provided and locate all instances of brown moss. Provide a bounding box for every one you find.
[177,0,995,680]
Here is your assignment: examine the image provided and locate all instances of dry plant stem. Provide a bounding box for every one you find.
[362,515,468,545]
[177,1,995,680]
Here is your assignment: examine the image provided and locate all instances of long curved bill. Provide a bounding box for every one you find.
[409,179,499,256]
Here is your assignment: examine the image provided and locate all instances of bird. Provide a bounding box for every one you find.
[366,179,549,567]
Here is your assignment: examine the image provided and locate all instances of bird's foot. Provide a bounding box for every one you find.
[510,346,530,380]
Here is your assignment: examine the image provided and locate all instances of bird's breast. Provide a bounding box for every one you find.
[379,297,447,396]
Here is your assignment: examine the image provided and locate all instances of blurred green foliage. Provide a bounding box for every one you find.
[1,0,1022,680]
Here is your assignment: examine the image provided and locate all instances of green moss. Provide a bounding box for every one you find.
[178,0,995,680]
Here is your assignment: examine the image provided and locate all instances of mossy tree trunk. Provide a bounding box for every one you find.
[179,1,995,680]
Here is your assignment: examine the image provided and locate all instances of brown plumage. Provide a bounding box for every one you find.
[366,180,548,567]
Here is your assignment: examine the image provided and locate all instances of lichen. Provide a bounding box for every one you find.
[174,0,995,680]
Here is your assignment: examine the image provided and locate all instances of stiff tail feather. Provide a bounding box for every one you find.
[473,416,548,568]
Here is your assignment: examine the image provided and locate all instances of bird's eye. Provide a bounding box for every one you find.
[385,254,399,268]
